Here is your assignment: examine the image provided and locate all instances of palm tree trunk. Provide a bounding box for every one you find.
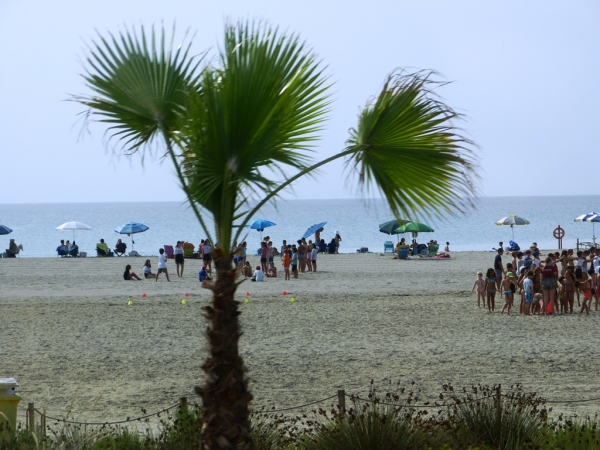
[195,247,253,449]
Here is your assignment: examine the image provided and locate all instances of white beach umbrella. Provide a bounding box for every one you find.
[574,212,600,245]
[495,214,530,240]
[56,221,92,242]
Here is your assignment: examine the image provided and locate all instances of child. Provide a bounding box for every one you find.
[123,264,141,281]
[444,242,450,252]
[143,259,156,279]
[485,268,496,312]
[243,261,252,278]
[500,272,517,314]
[282,249,291,281]
[260,242,268,273]
[280,240,287,259]
[575,279,593,315]
[266,262,278,278]
[156,248,170,282]
[291,248,299,279]
[523,270,534,315]
[268,241,275,267]
[471,271,485,308]
[251,265,264,282]
[563,269,575,313]
[198,265,212,282]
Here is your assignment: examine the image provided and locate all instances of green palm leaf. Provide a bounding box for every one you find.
[180,21,330,247]
[346,70,478,219]
[74,24,203,155]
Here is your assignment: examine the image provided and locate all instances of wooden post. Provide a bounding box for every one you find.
[337,389,346,416]
[495,385,502,427]
[27,403,35,434]
[41,411,46,439]
[179,396,188,415]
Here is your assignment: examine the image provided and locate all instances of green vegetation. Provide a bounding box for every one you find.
[4,385,600,449]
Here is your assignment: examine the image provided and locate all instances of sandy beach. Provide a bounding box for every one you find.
[2,251,600,426]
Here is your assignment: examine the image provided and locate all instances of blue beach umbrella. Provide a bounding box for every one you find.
[0,225,13,235]
[302,222,327,239]
[574,212,600,245]
[114,222,149,251]
[246,219,276,244]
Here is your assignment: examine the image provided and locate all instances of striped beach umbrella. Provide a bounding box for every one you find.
[495,214,530,240]
[574,212,600,245]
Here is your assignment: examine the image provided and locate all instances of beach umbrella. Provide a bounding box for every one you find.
[302,222,327,239]
[574,212,600,245]
[379,219,410,242]
[495,214,530,240]
[56,221,92,242]
[0,225,13,235]
[246,219,276,243]
[114,222,149,252]
[395,221,434,238]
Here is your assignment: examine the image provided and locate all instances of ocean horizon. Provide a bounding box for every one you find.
[1,195,599,258]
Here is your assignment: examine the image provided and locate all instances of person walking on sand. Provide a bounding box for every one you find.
[471,271,485,308]
[202,239,212,276]
[494,248,505,292]
[156,248,170,282]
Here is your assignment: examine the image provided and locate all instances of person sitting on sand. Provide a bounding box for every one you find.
[242,261,252,277]
[327,239,337,254]
[266,262,278,278]
[69,241,79,257]
[251,265,264,282]
[143,259,156,279]
[198,265,212,282]
[123,264,141,281]
[6,239,21,258]
[57,240,68,257]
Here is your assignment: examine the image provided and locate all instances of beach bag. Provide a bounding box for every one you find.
[79,252,87,258]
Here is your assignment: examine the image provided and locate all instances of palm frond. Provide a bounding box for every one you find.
[73,24,203,156]
[346,69,478,220]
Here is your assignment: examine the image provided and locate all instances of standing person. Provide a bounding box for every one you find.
[202,240,212,276]
[563,268,575,313]
[471,271,485,308]
[282,248,291,280]
[523,270,534,315]
[444,242,450,252]
[297,240,306,273]
[259,242,268,273]
[575,279,593,315]
[485,268,497,312]
[291,247,299,279]
[494,248,505,292]
[334,230,342,254]
[156,248,170,282]
[315,227,324,244]
[311,243,318,272]
[541,256,558,315]
[174,241,185,278]
[500,272,517,315]
[267,241,275,267]
[280,240,287,259]
[306,242,313,272]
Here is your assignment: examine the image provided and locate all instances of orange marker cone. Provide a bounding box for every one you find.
[142,293,147,298]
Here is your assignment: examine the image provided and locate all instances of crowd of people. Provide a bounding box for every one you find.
[473,242,600,316]
[121,228,341,283]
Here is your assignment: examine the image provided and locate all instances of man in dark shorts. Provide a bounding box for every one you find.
[494,248,505,291]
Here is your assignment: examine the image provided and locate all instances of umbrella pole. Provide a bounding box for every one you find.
[511,225,514,241]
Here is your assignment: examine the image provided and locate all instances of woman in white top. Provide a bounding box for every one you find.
[174,241,185,278]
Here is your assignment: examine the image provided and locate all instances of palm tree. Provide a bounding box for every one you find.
[73,21,477,449]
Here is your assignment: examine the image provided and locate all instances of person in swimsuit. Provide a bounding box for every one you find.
[500,272,516,314]
[485,268,497,313]
[494,248,505,292]
[471,271,486,308]
[563,269,575,313]
[296,240,306,273]
[575,279,593,315]
[260,242,268,273]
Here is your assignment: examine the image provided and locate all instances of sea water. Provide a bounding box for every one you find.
[1,196,599,258]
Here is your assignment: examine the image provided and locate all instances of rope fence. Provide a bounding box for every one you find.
[20,386,600,436]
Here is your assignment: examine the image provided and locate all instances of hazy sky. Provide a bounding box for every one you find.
[1,0,598,204]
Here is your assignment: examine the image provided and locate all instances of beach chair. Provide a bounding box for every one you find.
[398,247,409,259]
[428,243,440,256]
[183,242,194,258]
[164,245,175,259]
[384,241,394,253]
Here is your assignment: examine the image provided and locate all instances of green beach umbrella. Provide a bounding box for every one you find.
[379,219,410,242]
[395,221,434,239]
